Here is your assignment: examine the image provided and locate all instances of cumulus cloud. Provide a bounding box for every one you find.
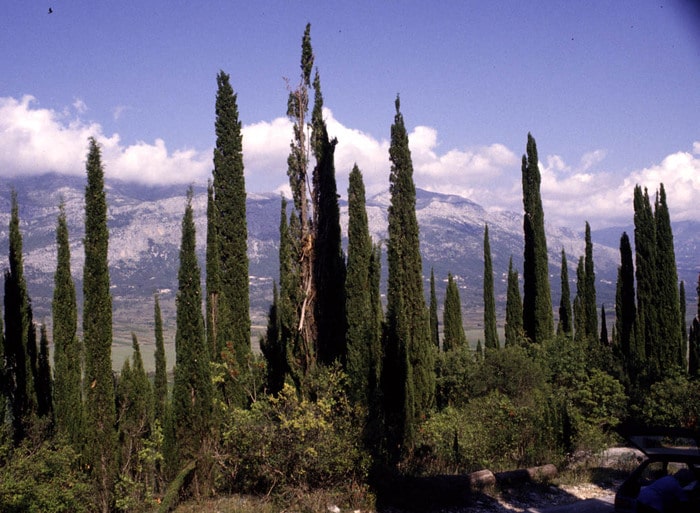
[1,95,698,229]
[0,95,210,185]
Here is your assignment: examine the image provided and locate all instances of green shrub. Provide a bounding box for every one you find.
[218,368,370,497]
[0,435,92,513]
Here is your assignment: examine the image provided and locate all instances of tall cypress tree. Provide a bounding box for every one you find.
[4,190,34,443]
[680,281,687,371]
[557,249,573,336]
[345,164,375,405]
[382,96,434,458]
[285,24,317,380]
[83,137,117,512]
[153,294,167,425]
[689,274,700,376]
[205,181,221,360]
[654,184,682,371]
[443,274,466,352]
[634,185,658,381]
[53,201,83,448]
[505,256,523,347]
[212,71,250,406]
[615,232,637,374]
[36,324,53,420]
[260,282,285,395]
[600,305,609,346]
[574,256,587,345]
[116,334,152,489]
[521,133,553,344]
[429,268,439,348]
[584,222,598,342]
[311,68,346,366]
[0,315,5,427]
[483,225,499,350]
[169,188,213,494]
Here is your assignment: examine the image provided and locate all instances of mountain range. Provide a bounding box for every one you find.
[0,174,697,369]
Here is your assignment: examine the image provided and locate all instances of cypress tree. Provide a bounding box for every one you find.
[505,256,524,347]
[584,222,598,341]
[36,324,53,420]
[4,190,34,443]
[615,232,637,372]
[0,316,5,427]
[429,268,440,348]
[52,201,83,447]
[153,294,167,425]
[521,133,553,344]
[680,281,687,371]
[557,249,573,336]
[285,24,317,380]
[172,188,213,495]
[116,334,152,484]
[311,68,346,366]
[212,71,250,382]
[260,282,285,395]
[205,181,221,360]
[483,225,499,350]
[634,185,658,381]
[443,273,467,352]
[654,184,682,371]
[345,164,375,405]
[382,96,434,458]
[83,137,117,512]
[574,256,587,345]
[600,305,609,346]
[689,274,700,376]
[169,188,213,494]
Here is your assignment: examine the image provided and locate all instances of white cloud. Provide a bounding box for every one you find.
[0,95,210,185]
[1,95,698,230]
[73,98,88,114]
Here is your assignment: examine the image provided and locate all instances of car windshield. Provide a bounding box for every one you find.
[627,430,700,459]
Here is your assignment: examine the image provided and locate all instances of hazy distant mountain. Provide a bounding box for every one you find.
[1,174,698,364]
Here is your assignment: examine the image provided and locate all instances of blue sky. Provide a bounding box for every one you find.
[1,1,699,228]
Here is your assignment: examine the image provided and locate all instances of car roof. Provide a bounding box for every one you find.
[620,426,700,460]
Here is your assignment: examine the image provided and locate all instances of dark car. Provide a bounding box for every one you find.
[615,428,700,512]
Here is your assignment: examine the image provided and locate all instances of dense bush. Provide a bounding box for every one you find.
[638,374,700,428]
[218,368,371,497]
[0,431,92,513]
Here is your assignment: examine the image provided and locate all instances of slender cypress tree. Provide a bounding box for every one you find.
[615,232,637,372]
[53,202,83,447]
[443,274,466,352]
[4,190,34,443]
[153,294,167,425]
[116,334,152,486]
[680,281,687,371]
[634,185,659,381]
[260,282,285,395]
[83,137,117,512]
[521,133,553,344]
[311,68,346,366]
[212,71,250,383]
[600,305,609,346]
[689,274,700,376]
[584,222,598,341]
[285,24,317,380]
[654,184,683,372]
[382,96,434,458]
[36,324,53,420]
[505,256,524,347]
[557,249,573,336]
[429,268,439,348]
[574,256,587,345]
[169,188,213,494]
[345,164,375,405]
[483,225,499,350]
[0,316,5,427]
[205,181,221,360]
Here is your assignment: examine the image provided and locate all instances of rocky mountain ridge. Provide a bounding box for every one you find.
[0,174,697,368]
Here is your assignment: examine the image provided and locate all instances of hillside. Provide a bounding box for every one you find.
[0,173,697,369]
